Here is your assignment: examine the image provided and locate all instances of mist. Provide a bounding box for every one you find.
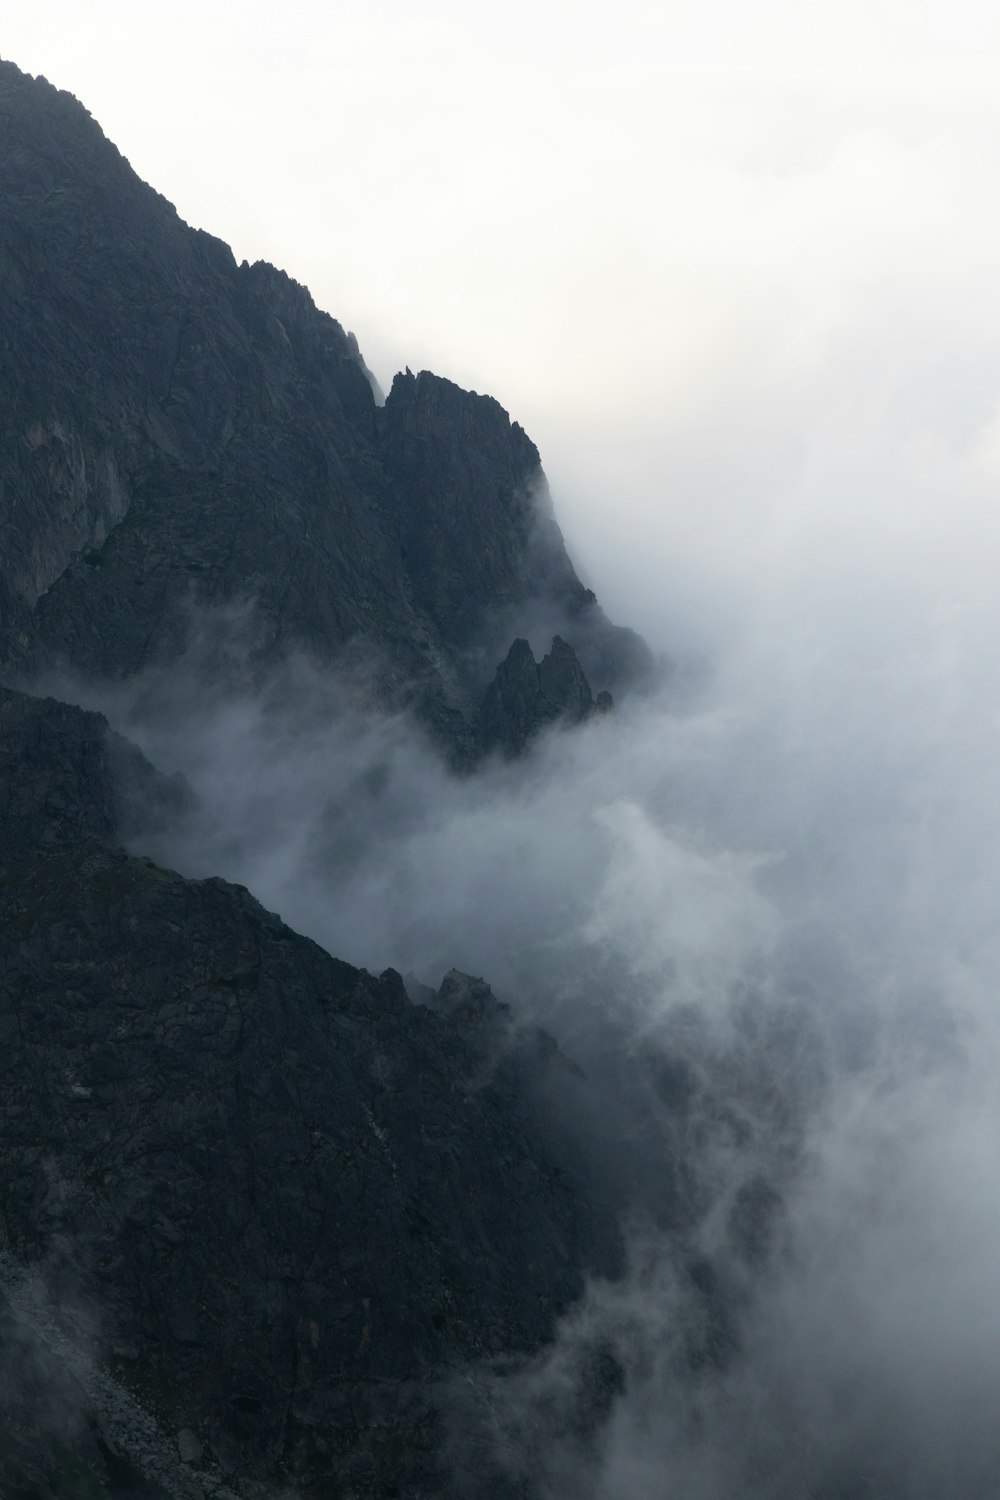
[38,405,1000,1494]
[10,3,1000,1486]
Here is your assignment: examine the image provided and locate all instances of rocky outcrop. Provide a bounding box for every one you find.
[477,635,609,756]
[0,689,621,1497]
[0,685,189,853]
[0,60,650,757]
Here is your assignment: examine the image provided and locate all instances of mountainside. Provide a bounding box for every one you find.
[0,57,668,1500]
[3,35,998,1500]
[0,686,622,1498]
[0,59,651,759]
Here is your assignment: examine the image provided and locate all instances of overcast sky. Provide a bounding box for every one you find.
[7,1,1000,644]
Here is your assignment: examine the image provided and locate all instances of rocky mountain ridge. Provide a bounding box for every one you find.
[0,58,653,762]
[0,55,666,1499]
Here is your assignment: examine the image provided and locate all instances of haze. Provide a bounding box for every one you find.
[10,6,1000,1494]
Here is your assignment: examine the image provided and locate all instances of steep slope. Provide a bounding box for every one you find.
[0,687,622,1497]
[0,60,651,755]
[0,58,660,1499]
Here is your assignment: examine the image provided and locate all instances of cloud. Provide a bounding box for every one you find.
[13,6,1000,1489]
[42,503,1000,1493]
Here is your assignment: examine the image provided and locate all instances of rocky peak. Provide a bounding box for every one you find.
[477,634,607,756]
[436,968,513,1025]
[0,59,654,763]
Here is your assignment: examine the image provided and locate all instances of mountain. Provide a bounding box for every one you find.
[0,685,622,1497]
[0,59,652,761]
[0,57,665,1499]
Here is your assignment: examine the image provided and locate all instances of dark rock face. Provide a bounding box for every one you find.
[0,685,119,848]
[0,59,647,753]
[478,635,597,757]
[0,684,188,853]
[434,968,512,1025]
[381,371,586,650]
[0,689,621,1497]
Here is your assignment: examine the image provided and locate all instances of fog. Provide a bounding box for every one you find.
[35,196,1000,1500]
[46,443,1000,1492]
[11,2,1000,1490]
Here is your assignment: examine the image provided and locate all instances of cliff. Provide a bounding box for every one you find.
[0,60,652,760]
[0,685,622,1496]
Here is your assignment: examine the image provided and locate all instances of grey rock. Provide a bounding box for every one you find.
[435,968,512,1025]
[177,1429,202,1465]
[0,683,186,853]
[477,635,597,756]
[0,689,622,1496]
[0,60,648,760]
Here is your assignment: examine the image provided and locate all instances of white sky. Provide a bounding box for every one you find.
[6,1,1000,645]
